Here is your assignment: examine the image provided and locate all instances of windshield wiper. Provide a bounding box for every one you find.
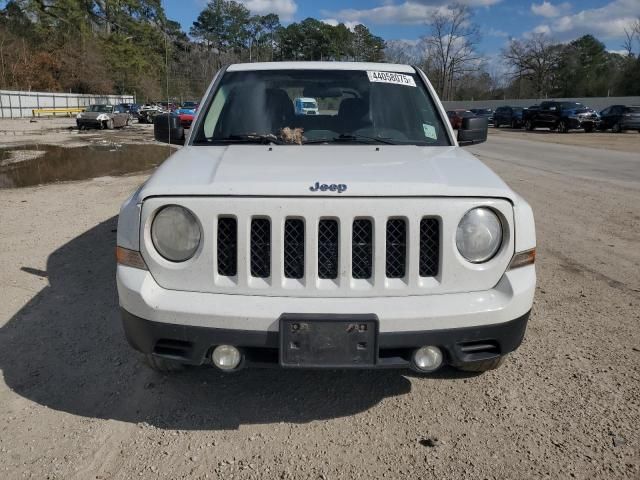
[210,133,283,145]
[304,133,397,145]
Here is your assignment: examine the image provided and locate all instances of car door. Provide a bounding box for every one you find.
[538,102,555,126]
[599,107,611,128]
[114,106,127,127]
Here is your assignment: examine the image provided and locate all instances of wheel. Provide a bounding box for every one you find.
[457,356,505,373]
[511,120,518,129]
[584,125,593,133]
[106,119,114,130]
[612,122,621,133]
[525,120,534,131]
[125,117,130,127]
[144,354,184,373]
[558,120,568,133]
[494,120,500,128]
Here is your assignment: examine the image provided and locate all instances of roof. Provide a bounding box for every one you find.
[226,61,415,73]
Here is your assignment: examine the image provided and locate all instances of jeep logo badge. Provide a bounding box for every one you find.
[309,182,348,193]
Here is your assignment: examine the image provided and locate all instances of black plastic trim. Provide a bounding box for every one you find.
[121,309,530,369]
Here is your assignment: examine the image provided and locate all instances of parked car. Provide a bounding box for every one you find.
[294,97,319,115]
[493,106,525,128]
[524,101,599,133]
[116,61,536,375]
[176,101,199,128]
[470,108,494,125]
[138,104,165,124]
[598,105,640,133]
[446,109,476,129]
[76,104,129,130]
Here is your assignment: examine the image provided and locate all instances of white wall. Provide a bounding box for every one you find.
[0,90,136,118]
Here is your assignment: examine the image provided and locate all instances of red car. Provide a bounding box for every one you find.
[176,102,198,128]
[446,109,476,129]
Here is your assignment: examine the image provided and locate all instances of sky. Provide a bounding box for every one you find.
[164,0,640,58]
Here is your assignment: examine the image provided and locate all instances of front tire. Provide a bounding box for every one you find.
[525,120,534,131]
[584,125,593,133]
[144,354,184,373]
[558,120,569,133]
[457,356,505,373]
[612,122,621,133]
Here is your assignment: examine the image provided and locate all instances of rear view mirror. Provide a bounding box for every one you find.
[154,114,185,145]
[457,117,488,146]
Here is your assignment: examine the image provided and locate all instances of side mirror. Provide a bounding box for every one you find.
[457,117,488,146]
[154,113,185,145]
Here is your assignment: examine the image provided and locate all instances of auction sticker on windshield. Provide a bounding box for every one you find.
[367,71,416,87]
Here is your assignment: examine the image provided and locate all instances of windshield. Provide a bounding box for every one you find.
[182,102,197,108]
[87,105,112,113]
[193,69,451,146]
[560,102,585,110]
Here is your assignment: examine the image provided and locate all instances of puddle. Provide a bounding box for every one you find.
[0,143,175,188]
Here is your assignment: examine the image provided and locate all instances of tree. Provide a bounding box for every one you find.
[425,4,480,100]
[502,33,561,98]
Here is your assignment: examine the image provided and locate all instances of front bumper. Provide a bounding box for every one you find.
[566,117,599,129]
[76,119,103,128]
[117,264,535,369]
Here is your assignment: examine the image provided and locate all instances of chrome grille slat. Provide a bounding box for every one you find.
[250,218,271,278]
[284,219,305,279]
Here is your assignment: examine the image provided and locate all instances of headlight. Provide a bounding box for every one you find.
[151,205,201,262]
[456,207,503,263]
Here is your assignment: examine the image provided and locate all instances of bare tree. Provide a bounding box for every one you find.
[502,33,560,99]
[424,4,481,101]
[622,18,640,56]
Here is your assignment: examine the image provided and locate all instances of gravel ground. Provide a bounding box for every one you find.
[0,129,638,479]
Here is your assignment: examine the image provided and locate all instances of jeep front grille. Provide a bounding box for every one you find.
[284,218,305,279]
[218,215,439,285]
[318,219,339,279]
[217,217,237,277]
[419,218,439,277]
[250,218,271,278]
[385,219,407,278]
[352,219,373,279]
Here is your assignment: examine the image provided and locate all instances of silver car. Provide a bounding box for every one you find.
[76,104,130,130]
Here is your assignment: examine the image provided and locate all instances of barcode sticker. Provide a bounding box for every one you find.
[367,71,416,87]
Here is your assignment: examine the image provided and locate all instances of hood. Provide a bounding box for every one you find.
[80,112,109,119]
[138,145,515,201]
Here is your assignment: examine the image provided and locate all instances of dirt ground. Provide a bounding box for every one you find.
[489,126,640,153]
[0,116,157,148]
[0,122,639,479]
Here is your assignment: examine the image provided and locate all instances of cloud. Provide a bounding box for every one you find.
[320,18,360,31]
[322,0,501,26]
[486,27,508,37]
[239,0,297,21]
[531,1,571,18]
[530,0,640,40]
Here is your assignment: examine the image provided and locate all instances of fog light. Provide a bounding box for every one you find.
[211,345,241,370]
[413,346,443,372]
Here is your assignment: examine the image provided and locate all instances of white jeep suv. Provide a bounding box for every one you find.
[116,62,536,374]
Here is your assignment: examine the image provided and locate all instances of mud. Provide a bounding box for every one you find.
[0,143,174,188]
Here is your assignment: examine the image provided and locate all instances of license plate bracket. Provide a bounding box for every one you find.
[279,314,378,368]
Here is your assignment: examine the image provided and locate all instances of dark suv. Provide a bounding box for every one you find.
[525,101,599,133]
[494,106,525,128]
[598,105,640,133]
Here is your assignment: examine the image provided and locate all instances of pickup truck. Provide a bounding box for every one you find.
[524,101,599,133]
[116,62,536,375]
